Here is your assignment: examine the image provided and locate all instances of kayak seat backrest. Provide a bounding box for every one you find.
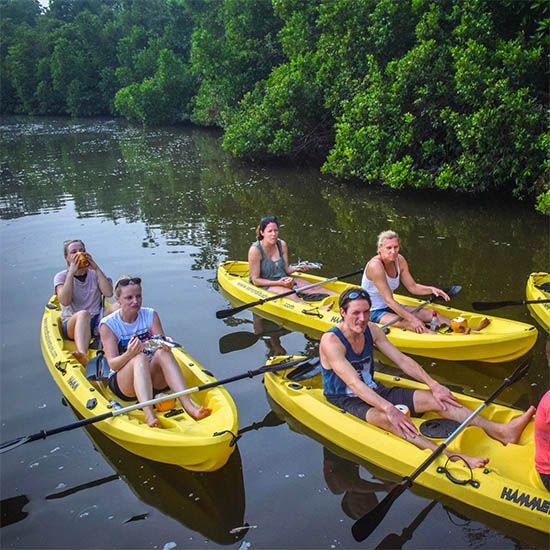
[535,282,550,293]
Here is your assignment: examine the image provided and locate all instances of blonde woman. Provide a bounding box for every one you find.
[99,276,210,427]
[362,230,488,334]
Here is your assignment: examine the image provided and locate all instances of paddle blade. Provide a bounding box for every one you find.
[434,285,461,303]
[472,301,510,311]
[216,302,254,319]
[219,331,260,354]
[351,482,408,542]
[446,285,462,298]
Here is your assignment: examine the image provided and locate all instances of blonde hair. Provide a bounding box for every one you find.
[63,239,85,257]
[377,230,400,247]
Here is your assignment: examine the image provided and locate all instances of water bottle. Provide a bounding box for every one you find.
[429,311,440,331]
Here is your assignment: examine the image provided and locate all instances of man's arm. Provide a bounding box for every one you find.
[370,323,461,411]
[320,332,394,413]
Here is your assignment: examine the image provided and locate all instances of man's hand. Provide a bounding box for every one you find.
[430,382,461,411]
[385,405,418,439]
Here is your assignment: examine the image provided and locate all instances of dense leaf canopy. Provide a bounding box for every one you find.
[1,0,548,212]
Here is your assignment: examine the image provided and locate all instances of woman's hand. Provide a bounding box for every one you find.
[431,287,450,301]
[279,276,294,288]
[83,251,98,270]
[409,316,428,333]
[127,335,144,357]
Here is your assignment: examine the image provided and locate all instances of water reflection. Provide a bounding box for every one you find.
[74,423,247,545]
[266,393,547,547]
[375,500,438,549]
[323,447,393,520]
[1,116,548,548]
[0,495,29,528]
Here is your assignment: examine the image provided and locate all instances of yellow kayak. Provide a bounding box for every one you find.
[41,295,238,472]
[263,356,549,534]
[217,261,537,362]
[527,272,550,333]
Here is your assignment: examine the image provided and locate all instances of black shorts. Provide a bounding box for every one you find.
[326,385,417,421]
[540,472,550,492]
[108,373,169,403]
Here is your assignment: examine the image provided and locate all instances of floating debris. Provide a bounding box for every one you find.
[230,525,257,534]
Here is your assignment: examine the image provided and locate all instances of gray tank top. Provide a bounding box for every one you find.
[250,240,287,282]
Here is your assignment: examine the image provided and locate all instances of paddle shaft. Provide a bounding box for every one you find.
[216,268,363,319]
[380,285,461,331]
[1,357,312,453]
[473,298,550,311]
[380,298,433,330]
[351,359,530,542]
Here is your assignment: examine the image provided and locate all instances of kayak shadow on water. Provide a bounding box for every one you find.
[265,393,548,548]
[0,495,29,528]
[49,420,248,545]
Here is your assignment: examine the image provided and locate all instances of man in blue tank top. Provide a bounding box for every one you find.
[319,287,535,470]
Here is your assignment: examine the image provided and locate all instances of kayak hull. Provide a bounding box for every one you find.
[527,272,550,333]
[41,296,238,472]
[264,356,550,534]
[217,261,537,362]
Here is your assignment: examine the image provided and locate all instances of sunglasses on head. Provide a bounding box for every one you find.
[341,289,370,307]
[261,216,277,225]
[348,290,369,300]
[115,277,141,288]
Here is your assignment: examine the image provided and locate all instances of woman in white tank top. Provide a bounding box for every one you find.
[361,230,453,334]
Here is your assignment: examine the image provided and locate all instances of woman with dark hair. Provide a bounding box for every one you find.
[248,216,336,301]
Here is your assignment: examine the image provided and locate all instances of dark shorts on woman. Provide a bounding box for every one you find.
[326,385,417,421]
[62,314,99,340]
[108,373,168,403]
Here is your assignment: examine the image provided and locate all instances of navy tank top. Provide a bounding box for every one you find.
[322,325,379,397]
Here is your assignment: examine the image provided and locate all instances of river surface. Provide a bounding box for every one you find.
[1,116,548,549]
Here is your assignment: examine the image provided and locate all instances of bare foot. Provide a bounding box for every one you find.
[193,407,212,420]
[70,350,88,366]
[473,317,490,331]
[188,406,211,420]
[319,301,335,311]
[144,407,162,428]
[448,452,489,469]
[497,406,536,445]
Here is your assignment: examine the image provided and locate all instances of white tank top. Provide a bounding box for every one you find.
[361,258,400,311]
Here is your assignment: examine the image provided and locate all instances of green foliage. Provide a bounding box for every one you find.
[536,190,550,215]
[0,0,547,210]
[115,48,196,124]
[188,0,284,126]
[223,52,331,158]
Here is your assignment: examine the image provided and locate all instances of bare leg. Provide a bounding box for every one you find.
[152,349,211,420]
[366,408,488,469]
[414,390,536,445]
[66,310,91,366]
[116,355,161,428]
